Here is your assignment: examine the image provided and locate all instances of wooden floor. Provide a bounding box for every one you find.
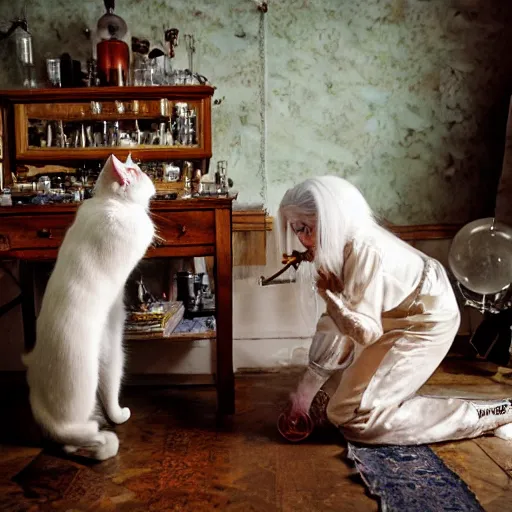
[2,359,512,511]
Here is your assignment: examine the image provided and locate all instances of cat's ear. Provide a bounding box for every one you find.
[110,155,130,185]
[125,153,134,167]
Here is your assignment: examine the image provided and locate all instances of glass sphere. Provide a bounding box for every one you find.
[449,218,512,295]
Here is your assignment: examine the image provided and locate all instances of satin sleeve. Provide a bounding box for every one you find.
[320,241,385,346]
[309,315,355,375]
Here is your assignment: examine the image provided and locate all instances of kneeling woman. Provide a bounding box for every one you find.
[279,176,512,444]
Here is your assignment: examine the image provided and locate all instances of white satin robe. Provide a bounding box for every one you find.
[311,226,512,445]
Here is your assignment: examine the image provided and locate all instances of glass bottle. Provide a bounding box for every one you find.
[14,26,37,88]
[96,0,130,86]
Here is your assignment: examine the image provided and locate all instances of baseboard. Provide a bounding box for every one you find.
[388,223,463,241]
[259,218,463,241]
[0,336,474,389]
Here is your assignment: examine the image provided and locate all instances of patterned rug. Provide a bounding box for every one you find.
[347,443,484,512]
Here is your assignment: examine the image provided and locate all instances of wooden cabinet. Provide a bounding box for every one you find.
[152,210,216,248]
[0,87,235,415]
[0,86,213,170]
[0,198,234,414]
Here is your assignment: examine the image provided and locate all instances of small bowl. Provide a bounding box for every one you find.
[277,411,314,442]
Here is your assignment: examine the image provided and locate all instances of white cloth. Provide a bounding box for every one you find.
[290,320,355,416]
[309,318,354,376]
[313,226,512,445]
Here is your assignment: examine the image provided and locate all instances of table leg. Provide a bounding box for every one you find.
[214,208,234,414]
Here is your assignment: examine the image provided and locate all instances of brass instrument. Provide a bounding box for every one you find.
[259,250,313,287]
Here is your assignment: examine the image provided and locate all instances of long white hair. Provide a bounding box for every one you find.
[278,176,376,278]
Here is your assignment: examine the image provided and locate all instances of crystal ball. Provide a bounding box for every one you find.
[449,218,512,295]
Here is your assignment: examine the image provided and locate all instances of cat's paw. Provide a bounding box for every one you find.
[109,407,131,425]
[63,445,79,454]
[93,431,119,460]
[494,423,512,440]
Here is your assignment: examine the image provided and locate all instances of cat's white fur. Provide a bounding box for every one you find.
[22,154,155,460]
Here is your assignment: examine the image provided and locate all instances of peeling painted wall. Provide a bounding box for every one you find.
[0,0,511,222]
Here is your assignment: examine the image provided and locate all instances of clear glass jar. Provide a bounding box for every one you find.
[37,176,51,193]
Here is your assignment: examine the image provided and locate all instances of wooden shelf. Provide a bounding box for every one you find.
[27,144,200,151]
[0,197,235,215]
[29,113,174,121]
[15,147,210,162]
[0,85,235,413]
[0,85,216,103]
[124,330,216,342]
[0,86,213,166]
[25,98,202,121]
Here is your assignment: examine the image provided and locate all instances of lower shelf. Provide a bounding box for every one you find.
[124,330,216,342]
[124,314,216,342]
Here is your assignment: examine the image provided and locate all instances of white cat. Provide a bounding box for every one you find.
[22,154,156,460]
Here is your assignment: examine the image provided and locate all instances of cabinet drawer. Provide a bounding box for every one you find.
[0,215,71,250]
[152,210,215,247]
[0,209,216,253]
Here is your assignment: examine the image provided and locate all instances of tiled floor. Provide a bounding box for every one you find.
[2,359,512,511]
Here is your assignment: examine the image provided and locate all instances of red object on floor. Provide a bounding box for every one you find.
[277,411,314,442]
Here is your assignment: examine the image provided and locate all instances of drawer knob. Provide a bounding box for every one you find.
[178,224,187,236]
[37,228,52,239]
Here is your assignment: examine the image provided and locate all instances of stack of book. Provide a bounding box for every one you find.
[124,301,185,339]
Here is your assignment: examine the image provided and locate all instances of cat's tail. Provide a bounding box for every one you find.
[52,423,119,461]
[33,405,119,461]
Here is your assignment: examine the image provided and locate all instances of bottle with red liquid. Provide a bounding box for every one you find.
[96,0,130,86]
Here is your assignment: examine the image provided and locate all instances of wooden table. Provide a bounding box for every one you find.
[0,197,234,414]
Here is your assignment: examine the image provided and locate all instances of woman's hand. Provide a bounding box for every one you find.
[316,269,344,294]
[278,398,314,442]
[288,390,310,418]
